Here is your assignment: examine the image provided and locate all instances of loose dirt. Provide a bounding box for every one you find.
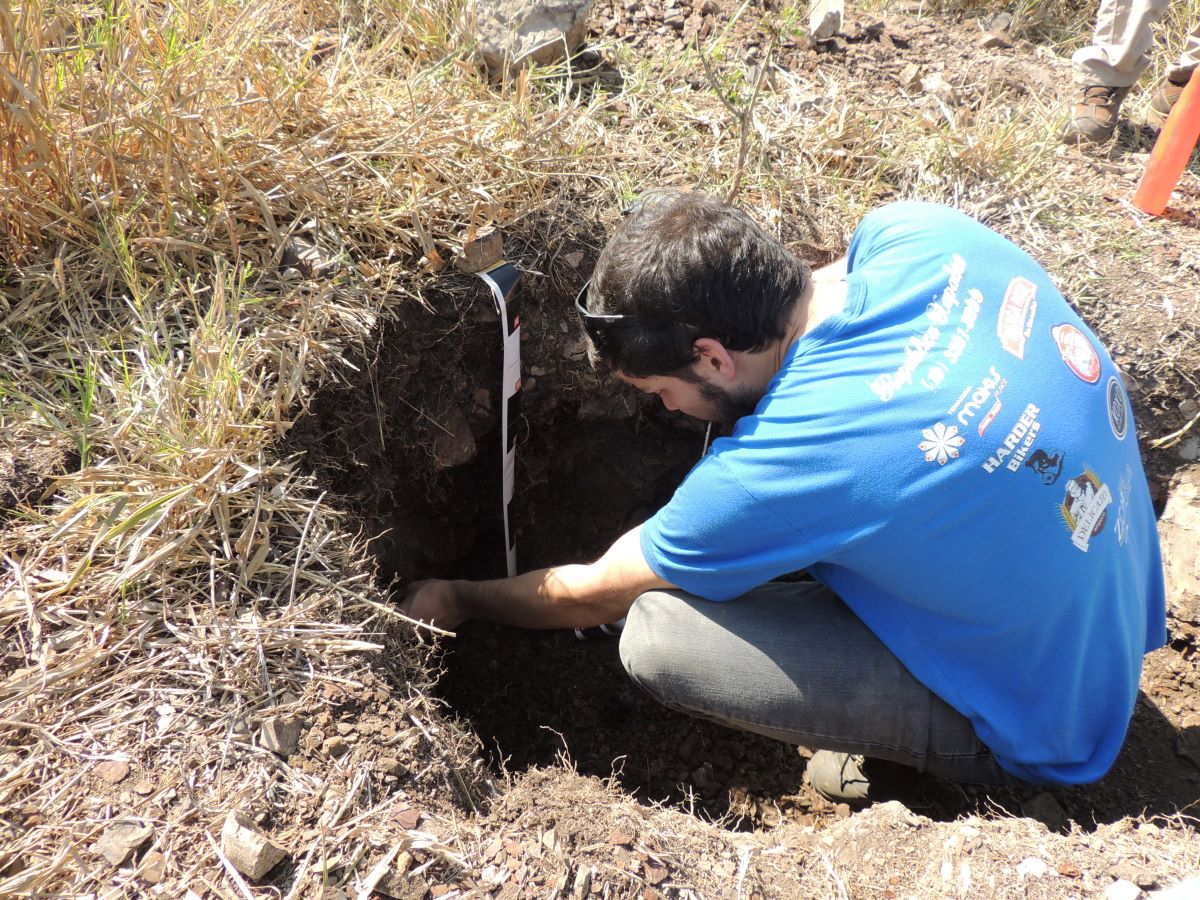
[8,0,1197,894]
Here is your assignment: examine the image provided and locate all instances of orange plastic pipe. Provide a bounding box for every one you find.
[1133,72,1200,215]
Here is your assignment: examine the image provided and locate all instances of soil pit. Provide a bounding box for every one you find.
[288,277,846,826]
[291,275,1200,835]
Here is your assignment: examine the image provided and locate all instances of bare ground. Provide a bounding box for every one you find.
[4,0,1200,897]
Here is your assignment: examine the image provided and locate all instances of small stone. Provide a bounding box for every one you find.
[1111,862,1157,889]
[377,756,406,777]
[220,811,288,881]
[432,406,477,469]
[564,251,584,268]
[1017,857,1048,878]
[96,760,130,784]
[979,10,1013,32]
[140,850,166,884]
[132,779,154,796]
[260,717,304,756]
[808,0,842,40]
[455,229,504,273]
[336,722,355,736]
[899,62,921,90]
[1178,436,1199,461]
[376,872,426,900]
[978,31,1012,48]
[93,818,153,866]
[280,235,333,278]
[643,860,668,885]
[468,0,595,75]
[395,808,422,830]
[572,865,593,899]
[920,72,960,105]
[1105,879,1144,900]
[323,735,350,757]
[1058,859,1082,878]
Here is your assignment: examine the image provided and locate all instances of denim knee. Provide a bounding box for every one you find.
[617,590,677,702]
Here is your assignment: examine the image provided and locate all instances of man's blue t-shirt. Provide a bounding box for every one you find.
[639,202,1167,785]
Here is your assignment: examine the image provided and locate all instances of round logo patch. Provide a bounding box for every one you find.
[1051,324,1101,383]
[1107,375,1128,440]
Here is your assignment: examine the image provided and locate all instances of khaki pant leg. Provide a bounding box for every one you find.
[1072,0,1172,86]
[1166,21,1200,80]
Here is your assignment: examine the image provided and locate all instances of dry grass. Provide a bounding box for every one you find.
[2,0,1199,895]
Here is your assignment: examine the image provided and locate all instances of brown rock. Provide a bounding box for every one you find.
[132,778,154,795]
[468,0,595,75]
[377,756,407,777]
[139,850,167,883]
[376,872,427,900]
[432,406,477,469]
[260,716,304,756]
[96,760,130,784]
[93,818,153,866]
[1160,467,1200,637]
[455,230,504,273]
[978,31,1012,48]
[643,861,668,885]
[323,735,350,757]
[220,811,288,881]
[395,807,423,830]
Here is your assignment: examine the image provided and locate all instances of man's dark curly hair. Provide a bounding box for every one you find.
[582,190,811,377]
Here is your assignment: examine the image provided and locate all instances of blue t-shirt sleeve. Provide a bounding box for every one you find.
[640,454,819,601]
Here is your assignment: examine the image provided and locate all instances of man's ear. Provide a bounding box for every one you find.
[692,337,737,382]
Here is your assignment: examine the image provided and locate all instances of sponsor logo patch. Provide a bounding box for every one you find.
[1115,465,1133,546]
[946,367,1007,436]
[1024,448,1065,485]
[997,277,1038,360]
[1060,469,1113,552]
[1107,375,1128,440]
[981,402,1042,473]
[1051,324,1101,384]
[918,422,965,466]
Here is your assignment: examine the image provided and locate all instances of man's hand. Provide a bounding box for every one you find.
[400,579,466,631]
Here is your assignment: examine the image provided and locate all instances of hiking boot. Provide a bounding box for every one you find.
[1061,85,1130,144]
[807,751,874,803]
[1147,70,1194,127]
[807,750,932,806]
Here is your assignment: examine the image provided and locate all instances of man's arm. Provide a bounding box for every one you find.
[400,525,674,631]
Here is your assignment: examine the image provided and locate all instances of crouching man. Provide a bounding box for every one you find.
[402,192,1166,802]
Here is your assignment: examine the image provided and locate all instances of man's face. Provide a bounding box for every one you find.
[618,369,760,424]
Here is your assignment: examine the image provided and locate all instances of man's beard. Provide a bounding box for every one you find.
[695,379,761,424]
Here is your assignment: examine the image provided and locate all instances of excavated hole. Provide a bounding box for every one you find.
[288,282,830,827]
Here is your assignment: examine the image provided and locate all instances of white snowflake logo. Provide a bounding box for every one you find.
[918,422,965,465]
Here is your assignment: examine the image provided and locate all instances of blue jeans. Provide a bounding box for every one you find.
[619,582,1021,786]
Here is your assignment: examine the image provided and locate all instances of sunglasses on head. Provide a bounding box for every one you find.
[574,280,630,356]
